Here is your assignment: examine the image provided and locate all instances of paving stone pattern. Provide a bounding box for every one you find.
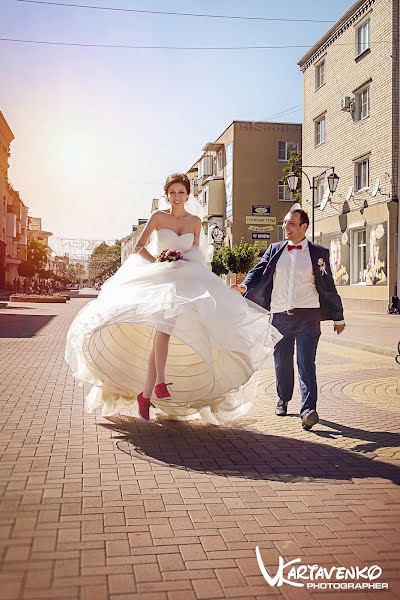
[0,299,399,599]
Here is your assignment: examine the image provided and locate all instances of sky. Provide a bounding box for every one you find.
[0,0,353,244]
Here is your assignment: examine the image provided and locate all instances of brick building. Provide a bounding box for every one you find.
[0,112,14,288]
[298,0,399,312]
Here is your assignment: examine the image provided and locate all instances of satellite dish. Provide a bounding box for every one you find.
[320,183,330,211]
[346,185,353,201]
[371,178,380,197]
[289,202,302,213]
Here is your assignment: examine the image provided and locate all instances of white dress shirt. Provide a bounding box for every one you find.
[271,239,320,314]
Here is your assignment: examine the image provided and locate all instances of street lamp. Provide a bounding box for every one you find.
[285,166,339,242]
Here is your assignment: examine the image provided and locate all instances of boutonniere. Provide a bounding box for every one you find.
[318,258,327,276]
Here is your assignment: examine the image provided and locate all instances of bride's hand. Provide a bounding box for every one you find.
[231,284,246,294]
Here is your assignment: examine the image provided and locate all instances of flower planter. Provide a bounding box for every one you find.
[10,294,67,303]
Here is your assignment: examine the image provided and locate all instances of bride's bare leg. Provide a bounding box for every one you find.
[143,346,156,398]
[154,330,170,384]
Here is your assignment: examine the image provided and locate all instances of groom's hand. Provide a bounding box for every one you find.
[231,284,246,295]
[334,323,346,335]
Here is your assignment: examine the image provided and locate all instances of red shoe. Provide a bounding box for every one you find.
[154,382,173,400]
[137,392,151,421]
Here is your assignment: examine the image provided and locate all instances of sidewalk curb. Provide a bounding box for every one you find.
[321,335,397,358]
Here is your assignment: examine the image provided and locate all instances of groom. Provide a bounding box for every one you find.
[233,207,345,430]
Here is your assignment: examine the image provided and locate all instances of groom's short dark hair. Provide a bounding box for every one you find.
[292,209,309,227]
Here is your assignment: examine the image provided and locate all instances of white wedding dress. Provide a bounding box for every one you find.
[65,228,281,424]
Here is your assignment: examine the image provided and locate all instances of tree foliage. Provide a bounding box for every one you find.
[18,261,36,278]
[66,262,85,283]
[211,245,229,276]
[282,149,302,202]
[212,240,261,277]
[88,240,121,282]
[27,240,48,269]
[225,239,260,274]
[38,268,54,280]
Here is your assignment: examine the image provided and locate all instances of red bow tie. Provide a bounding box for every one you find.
[288,245,302,251]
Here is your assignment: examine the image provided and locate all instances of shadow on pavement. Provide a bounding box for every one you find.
[65,289,98,300]
[68,293,98,299]
[0,314,55,338]
[314,419,400,454]
[100,417,400,485]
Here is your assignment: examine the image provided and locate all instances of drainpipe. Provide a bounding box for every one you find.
[397,0,400,298]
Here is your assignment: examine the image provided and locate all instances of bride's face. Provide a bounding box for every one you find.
[167,183,188,207]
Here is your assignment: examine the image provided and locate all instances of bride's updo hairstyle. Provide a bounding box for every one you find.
[164,173,191,197]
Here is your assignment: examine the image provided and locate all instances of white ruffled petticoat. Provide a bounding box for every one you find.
[65,228,281,424]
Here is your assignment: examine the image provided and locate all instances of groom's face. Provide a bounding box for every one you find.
[283,212,308,242]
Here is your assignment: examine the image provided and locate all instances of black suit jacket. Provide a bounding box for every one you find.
[242,241,344,322]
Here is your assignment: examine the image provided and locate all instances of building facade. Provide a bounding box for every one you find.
[188,121,302,261]
[0,112,15,288]
[299,0,399,312]
[27,216,53,272]
[5,185,28,286]
[121,219,148,263]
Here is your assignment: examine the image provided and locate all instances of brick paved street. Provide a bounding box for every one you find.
[1,295,400,599]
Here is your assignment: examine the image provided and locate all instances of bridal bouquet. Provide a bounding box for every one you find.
[156,249,185,263]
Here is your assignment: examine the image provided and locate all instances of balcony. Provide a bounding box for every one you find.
[197,155,214,183]
[202,177,225,218]
[6,213,17,238]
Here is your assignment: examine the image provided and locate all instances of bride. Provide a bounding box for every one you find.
[65,173,281,424]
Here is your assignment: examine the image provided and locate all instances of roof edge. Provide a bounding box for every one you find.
[298,0,374,69]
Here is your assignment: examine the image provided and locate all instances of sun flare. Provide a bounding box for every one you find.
[60,135,93,182]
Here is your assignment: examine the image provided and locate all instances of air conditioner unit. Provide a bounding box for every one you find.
[340,96,352,111]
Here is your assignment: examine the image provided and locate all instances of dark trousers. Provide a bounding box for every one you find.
[272,309,321,416]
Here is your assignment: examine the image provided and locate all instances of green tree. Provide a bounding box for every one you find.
[88,240,121,283]
[223,239,260,275]
[38,268,53,280]
[211,245,229,276]
[282,149,302,202]
[27,240,48,270]
[18,261,36,278]
[66,262,86,283]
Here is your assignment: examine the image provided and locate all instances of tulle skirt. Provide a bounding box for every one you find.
[65,250,281,424]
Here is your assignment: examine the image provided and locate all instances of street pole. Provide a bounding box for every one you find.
[311,177,315,242]
[285,166,338,245]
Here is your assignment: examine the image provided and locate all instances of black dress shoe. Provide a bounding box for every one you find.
[275,400,288,416]
[301,410,319,430]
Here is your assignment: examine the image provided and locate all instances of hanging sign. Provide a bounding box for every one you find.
[248,225,275,232]
[246,216,276,225]
[252,205,270,216]
[252,233,270,239]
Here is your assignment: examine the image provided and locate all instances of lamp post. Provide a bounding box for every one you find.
[285,167,339,242]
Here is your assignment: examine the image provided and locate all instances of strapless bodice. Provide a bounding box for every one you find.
[155,228,194,254]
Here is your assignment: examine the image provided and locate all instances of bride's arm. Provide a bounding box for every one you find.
[134,213,159,263]
[193,217,202,247]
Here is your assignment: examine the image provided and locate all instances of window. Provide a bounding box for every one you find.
[278,141,297,161]
[278,181,292,201]
[354,157,369,191]
[356,19,370,57]
[355,86,370,121]
[315,60,325,89]
[315,116,326,146]
[278,222,285,241]
[217,150,225,171]
[351,228,367,283]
